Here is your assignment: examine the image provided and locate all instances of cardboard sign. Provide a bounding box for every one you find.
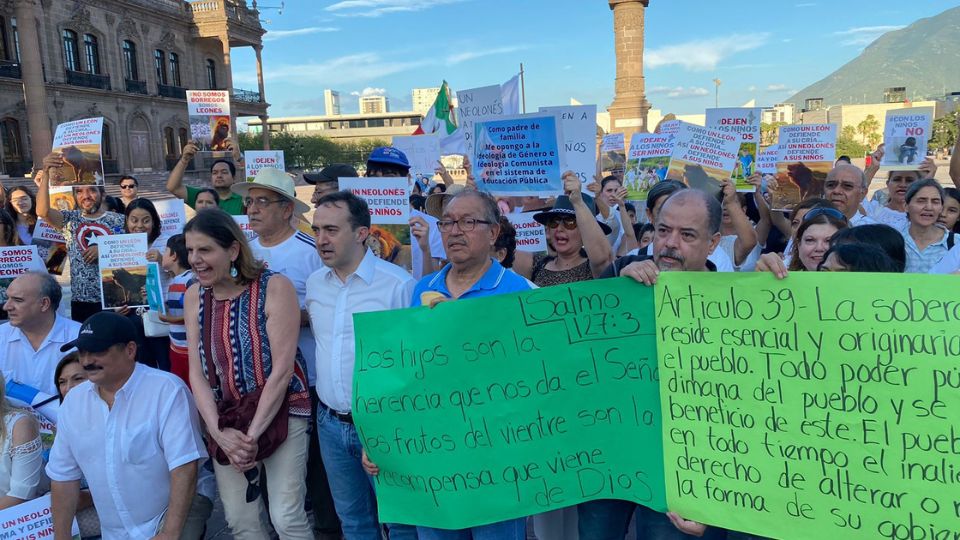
[756,145,779,175]
[656,120,681,136]
[600,132,626,173]
[98,233,148,309]
[506,212,547,252]
[392,134,442,183]
[625,133,673,201]
[0,245,45,278]
[773,124,837,210]
[33,219,65,244]
[706,107,762,191]
[244,150,285,182]
[473,113,563,196]
[880,108,933,169]
[187,90,232,153]
[0,494,80,539]
[338,177,410,225]
[457,84,506,155]
[232,215,257,242]
[50,118,104,186]
[539,105,598,185]
[666,122,741,197]
[145,262,166,315]
[152,198,187,250]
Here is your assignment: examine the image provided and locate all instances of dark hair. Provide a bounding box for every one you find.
[183,209,263,285]
[791,198,832,223]
[646,180,687,212]
[211,159,237,177]
[835,155,852,164]
[195,188,221,205]
[366,162,409,177]
[429,184,447,195]
[788,213,848,271]
[600,175,622,192]
[409,194,426,212]
[0,208,19,246]
[624,202,636,214]
[166,233,189,269]
[317,191,371,229]
[103,195,125,214]
[125,198,162,244]
[661,190,722,235]
[118,175,139,187]
[943,188,960,233]
[5,186,37,233]
[633,222,655,238]
[830,224,906,272]
[494,215,517,268]
[820,243,901,273]
[904,178,944,205]
[54,352,81,402]
[24,270,62,310]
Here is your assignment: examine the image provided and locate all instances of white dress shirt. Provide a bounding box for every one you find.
[46,364,206,540]
[0,314,81,395]
[306,249,415,412]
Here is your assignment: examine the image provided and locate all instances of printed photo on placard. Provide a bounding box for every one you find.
[98,233,148,309]
[50,118,104,186]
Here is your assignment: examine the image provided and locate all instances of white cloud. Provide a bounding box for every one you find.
[445,45,528,65]
[648,86,710,99]
[833,25,905,46]
[645,33,770,71]
[238,52,429,87]
[350,87,387,97]
[766,83,787,91]
[325,0,465,17]
[263,26,339,41]
[747,85,757,92]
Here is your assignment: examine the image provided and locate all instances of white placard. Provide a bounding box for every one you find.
[245,150,285,181]
[0,494,80,539]
[456,84,505,155]
[881,107,933,169]
[540,104,597,184]
[51,117,104,186]
[338,177,409,225]
[507,212,547,252]
[391,134,441,181]
[0,245,45,278]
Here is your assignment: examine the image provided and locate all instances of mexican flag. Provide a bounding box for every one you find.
[413,81,457,136]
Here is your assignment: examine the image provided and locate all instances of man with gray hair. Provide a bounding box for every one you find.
[823,163,878,226]
[0,271,81,395]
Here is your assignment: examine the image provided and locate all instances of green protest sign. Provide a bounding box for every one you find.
[353,278,665,528]
[655,272,960,539]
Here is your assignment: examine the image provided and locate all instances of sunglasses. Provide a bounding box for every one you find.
[802,207,846,223]
[244,467,261,503]
[120,184,136,189]
[545,217,577,230]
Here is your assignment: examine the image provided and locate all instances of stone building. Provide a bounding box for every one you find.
[0,0,269,178]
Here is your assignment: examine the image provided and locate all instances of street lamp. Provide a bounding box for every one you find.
[712,78,722,108]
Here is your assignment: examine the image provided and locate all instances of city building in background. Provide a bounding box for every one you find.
[412,87,440,115]
[324,89,341,116]
[359,95,388,115]
[248,111,421,144]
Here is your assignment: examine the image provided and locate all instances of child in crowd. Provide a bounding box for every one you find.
[158,234,195,386]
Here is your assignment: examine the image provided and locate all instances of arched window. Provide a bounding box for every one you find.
[206,59,217,90]
[0,17,8,61]
[62,29,80,71]
[83,34,100,74]
[163,126,176,157]
[154,49,166,84]
[10,17,19,63]
[102,123,113,159]
[0,118,22,160]
[178,127,189,151]
[122,40,138,80]
[168,52,181,87]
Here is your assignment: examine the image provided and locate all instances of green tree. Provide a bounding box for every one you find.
[856,114,880,144]
[761,121,786,146]
[234,131,389,171]
[837,126,868,158]
[930,110,959,151]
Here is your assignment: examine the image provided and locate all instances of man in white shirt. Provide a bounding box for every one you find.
[47,311,206,540]
[231,166,341,538]
[306,191,416,540]
[823,164,880,227]
[0,271,80,396]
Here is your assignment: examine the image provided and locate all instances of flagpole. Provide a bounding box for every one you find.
[520,63,526,114]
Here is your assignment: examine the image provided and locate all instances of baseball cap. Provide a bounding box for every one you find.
[231,167,311,214]
[60,311,138,353]
[303,164,358,185]
[367,147,410,169]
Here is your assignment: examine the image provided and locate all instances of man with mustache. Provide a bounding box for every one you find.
[37,153,125,322]
[588,189,725,540]
[47,311,207,539]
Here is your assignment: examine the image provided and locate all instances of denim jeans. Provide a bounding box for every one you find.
[416,518,526,540]
[578,501,725,540]
[315,405,417,540]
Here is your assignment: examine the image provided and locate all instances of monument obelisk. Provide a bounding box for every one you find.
[608,0,652,137]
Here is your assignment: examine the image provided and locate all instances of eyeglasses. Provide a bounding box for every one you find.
[545,217,577,230]
[243,196,286,208]
[802,207,846,223]
[120,184,136,190]
[244,467,261,503]
[437,218,493,232]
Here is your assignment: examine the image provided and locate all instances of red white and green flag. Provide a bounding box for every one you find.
[413,81,457,136]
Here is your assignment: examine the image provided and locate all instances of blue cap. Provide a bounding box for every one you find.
[367,147,410,169]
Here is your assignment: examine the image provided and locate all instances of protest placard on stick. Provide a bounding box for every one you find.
[666,122,741,198]
[772,124,837,211]
[880,108,933,170]
[245,150,285,182]
[187,90,231,154]
[706,108,762,191]
[624,133,673,201]
[50,118,104,187]
[473,113,563,197]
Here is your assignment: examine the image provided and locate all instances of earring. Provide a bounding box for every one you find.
[230,263,238,278]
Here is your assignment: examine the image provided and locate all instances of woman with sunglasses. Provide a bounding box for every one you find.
[511,172,614,288]
[756,206,848,277]
[899,179,957,273]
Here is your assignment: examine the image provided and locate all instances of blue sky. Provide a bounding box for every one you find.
[231,0,958,120]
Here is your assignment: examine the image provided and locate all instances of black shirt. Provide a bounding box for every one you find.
[600,254,718,278]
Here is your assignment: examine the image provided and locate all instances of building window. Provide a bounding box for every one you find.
[122,41,138,80]
[0,118,22,160]
[163,127,176,157]
[10,18,19,63]
[83,34,100,74]
[0,17,8,61]
[63,29,80,71]
[102,123,113,159]
[154,49,166,84]
[168,52,181,87]
[206,59,217,89]
[178,127,189,150]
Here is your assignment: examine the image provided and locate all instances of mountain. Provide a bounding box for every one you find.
[786,6,960,108]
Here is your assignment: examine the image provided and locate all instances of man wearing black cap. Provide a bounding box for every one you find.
[47,312,207,540]
[305,164,359,208]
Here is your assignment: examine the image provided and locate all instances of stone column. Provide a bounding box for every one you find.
[219,34,237,139]
[14,0,52,166]
[254,45,270,149]
[608,0,651,138]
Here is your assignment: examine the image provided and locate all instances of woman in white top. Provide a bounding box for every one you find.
[717,179,760,271]
[0,372,45,509]
[862,145,938,227]
[900,179,957,273]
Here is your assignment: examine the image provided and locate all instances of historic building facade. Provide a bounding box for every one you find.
[0,0,269,178]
